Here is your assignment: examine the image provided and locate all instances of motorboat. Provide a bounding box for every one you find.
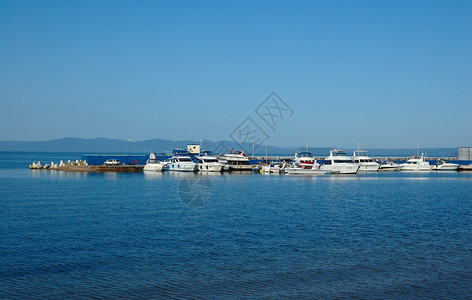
[143,153,164,172]
[399,153,432,171]
[352,150,380,171]
[432,159,459,171]
[284,162,326,175]
[294,151,320,169]
[320,150,359,174]
[379,160,400,171]
[219,151,253,171]
[168,150,198,172]
[261,161,286,174]
[196,151,224,172]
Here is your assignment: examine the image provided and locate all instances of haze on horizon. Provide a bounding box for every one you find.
[1,0,471,149]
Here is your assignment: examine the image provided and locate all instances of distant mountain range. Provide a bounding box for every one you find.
[0,137,460,157]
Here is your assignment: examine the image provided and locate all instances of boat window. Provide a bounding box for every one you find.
[334,160,354,163]
[203,159,218,163]
[324,160,332,165]
[177,157,192,162]
[298,152,313,157]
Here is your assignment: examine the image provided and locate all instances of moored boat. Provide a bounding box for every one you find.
[432,159,459,171]
[352,150,380,171]
[379,160,400,171]
[196,151,224,172]
[284,163,326,175]
[220,151,253,171]
[143,153,164,172]
[168,150,198,172]
[399,153,432,171]
[261,161,286,174]
[320,150,359,174]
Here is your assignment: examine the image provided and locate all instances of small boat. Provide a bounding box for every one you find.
[259,136,284,174]
[261,161,286,174]
[143,153,164,172]
[432,159,459,171]
[352,150,380,172]
[320,150,359,174]
[196,151,224,172]
[220,150,253,171]
[168,150,198,172]
[399,153,432,171]
[379,161,400,171]
[284,162,326,175]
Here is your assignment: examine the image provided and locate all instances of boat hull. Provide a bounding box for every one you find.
[432,165,460,171]
[168,163,198,172]
[198,163,224,172]
[357,163,380,172]
[379,165,400,171]
[229,165,253,171]
[285,168,326,175]
[320,164,359,174]
[143,163,164,172]
[399,165,432,171]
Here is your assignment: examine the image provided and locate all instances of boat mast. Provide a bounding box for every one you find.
[265,135,268,162]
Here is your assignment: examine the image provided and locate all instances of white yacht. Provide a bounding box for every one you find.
[143,153,164,172]
[196,151,224,172]
[432,159,459,171]
[379,161,400,171]
[168,150,198,172]
[352,150,380,172]
[220,151,253,171]
[284,162,326,175]
[320,150,359,174]
[399,153,432,171]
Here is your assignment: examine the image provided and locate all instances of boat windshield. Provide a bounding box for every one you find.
[332,150,347,156]
[298,152,313,157]
[177,157,193,162]
[200,151,213,156]
[334,159,354,163]
[200,158,218,163]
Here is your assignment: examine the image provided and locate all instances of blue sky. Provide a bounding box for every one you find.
[1,0,471,148]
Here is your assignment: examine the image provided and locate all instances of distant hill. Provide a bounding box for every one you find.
[0,137,459,157]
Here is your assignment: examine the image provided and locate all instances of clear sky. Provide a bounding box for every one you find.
[1,0,471,148]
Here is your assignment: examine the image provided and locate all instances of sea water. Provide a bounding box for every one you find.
[0,152,471,298]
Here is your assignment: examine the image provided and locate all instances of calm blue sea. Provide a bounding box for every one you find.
[0,152,471,298]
